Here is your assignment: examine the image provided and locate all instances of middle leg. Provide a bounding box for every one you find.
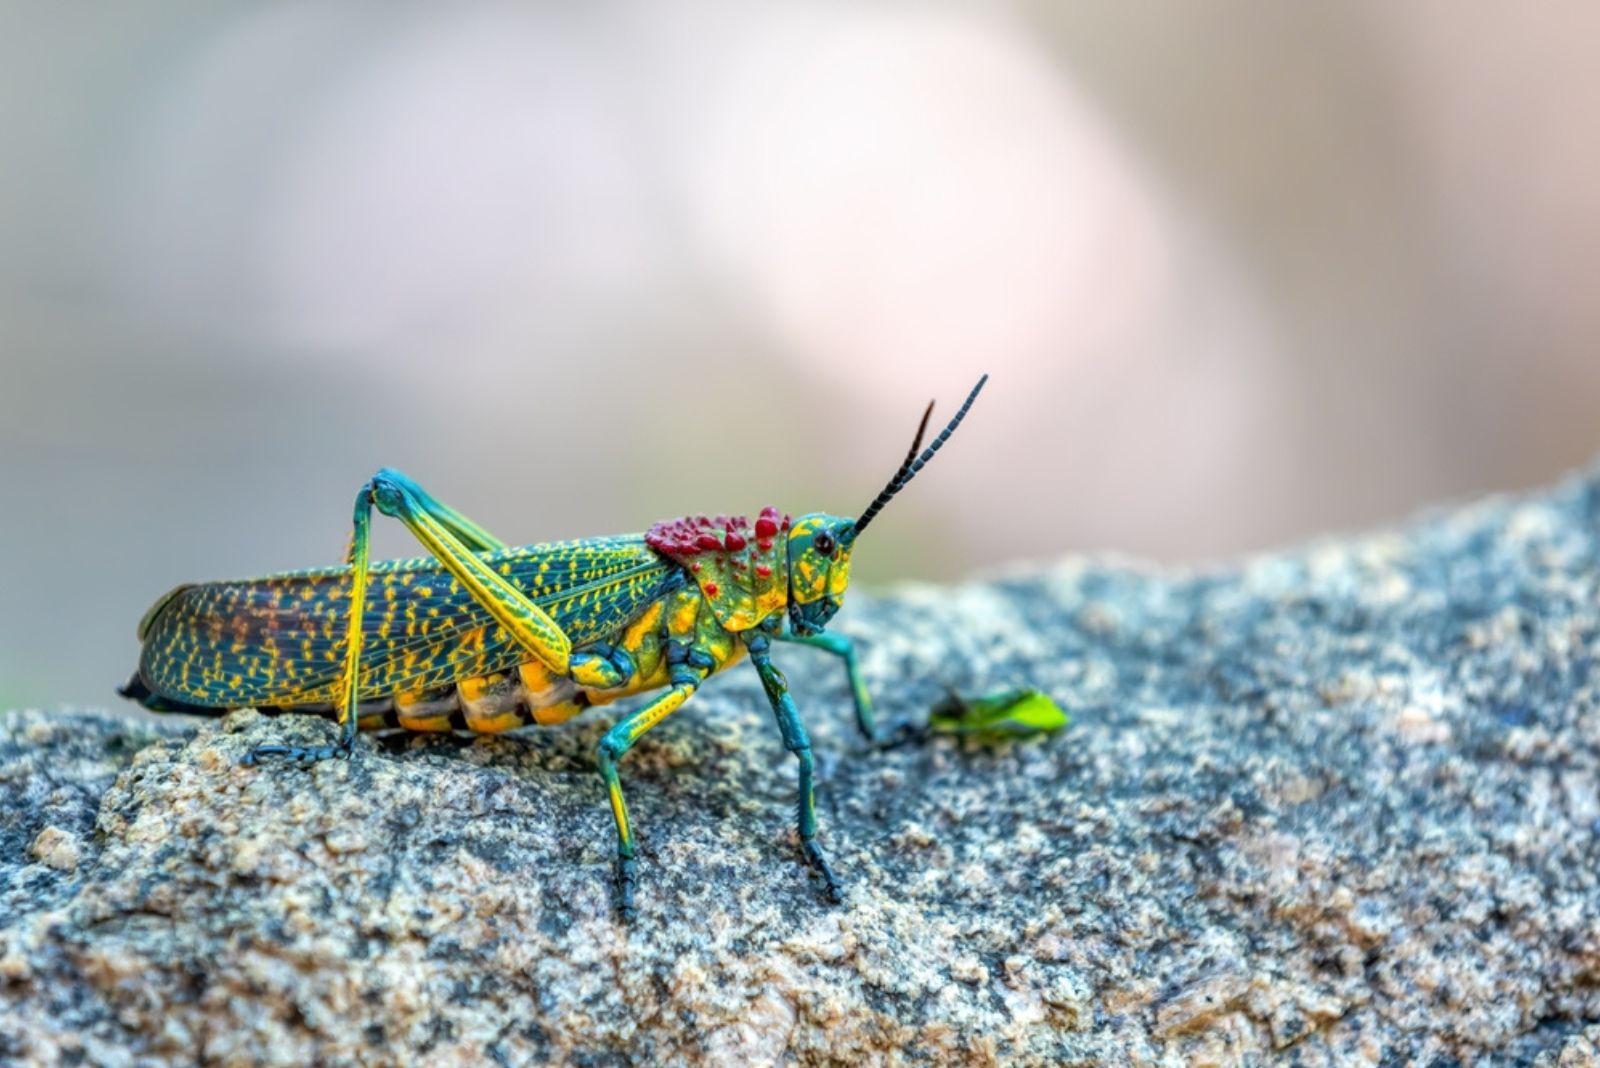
[595,667,703,919]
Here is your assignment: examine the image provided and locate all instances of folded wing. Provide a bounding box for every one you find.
[135,537,681,708]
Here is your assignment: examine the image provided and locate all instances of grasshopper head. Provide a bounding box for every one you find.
[786,514,856,635]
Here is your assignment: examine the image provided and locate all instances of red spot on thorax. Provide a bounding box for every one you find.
[646,508,788,605]
[647,509,784,559]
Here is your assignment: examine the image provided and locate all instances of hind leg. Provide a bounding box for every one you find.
[244,468,578,767]
[242,483,376,766]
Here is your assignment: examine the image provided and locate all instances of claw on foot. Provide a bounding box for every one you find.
[240,741,353,767]
[803,838,845,904]
[615,856,638,921]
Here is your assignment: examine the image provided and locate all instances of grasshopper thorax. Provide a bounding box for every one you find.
[644,508,857,636]
[645,508,793,632]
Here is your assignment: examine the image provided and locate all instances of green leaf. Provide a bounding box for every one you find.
[927,688,1069,740]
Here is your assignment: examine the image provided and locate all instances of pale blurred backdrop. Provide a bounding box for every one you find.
[4,3,1600,707]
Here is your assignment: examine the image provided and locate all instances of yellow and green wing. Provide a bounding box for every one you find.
[134,536,682,708]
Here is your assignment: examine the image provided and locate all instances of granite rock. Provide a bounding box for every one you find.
[7,471,1600,1065]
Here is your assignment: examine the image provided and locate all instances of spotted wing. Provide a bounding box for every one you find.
[135,536,681,708]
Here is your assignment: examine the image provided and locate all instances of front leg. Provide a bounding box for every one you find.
[777,631,876,740]
[778,630,922,748]
[595,586,729,919]
[747,634,844,904]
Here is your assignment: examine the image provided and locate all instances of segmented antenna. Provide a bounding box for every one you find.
[851,374,989,539]
[893,400,937,488]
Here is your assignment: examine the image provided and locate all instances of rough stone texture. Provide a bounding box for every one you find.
[8,471,1600,1065]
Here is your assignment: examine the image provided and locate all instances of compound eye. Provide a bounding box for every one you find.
[812,530,836,557]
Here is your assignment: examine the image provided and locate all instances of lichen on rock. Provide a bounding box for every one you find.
[7,470,1600,1064]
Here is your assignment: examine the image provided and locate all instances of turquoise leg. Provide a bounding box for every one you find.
[748,635,844,903]
[778,631,876,740]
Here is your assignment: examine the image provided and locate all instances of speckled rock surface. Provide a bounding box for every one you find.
[8,472,1600,1065]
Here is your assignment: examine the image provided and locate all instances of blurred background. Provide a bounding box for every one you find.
[4,3,1600,707]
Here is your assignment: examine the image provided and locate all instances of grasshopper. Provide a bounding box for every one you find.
[121,376,987,915]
